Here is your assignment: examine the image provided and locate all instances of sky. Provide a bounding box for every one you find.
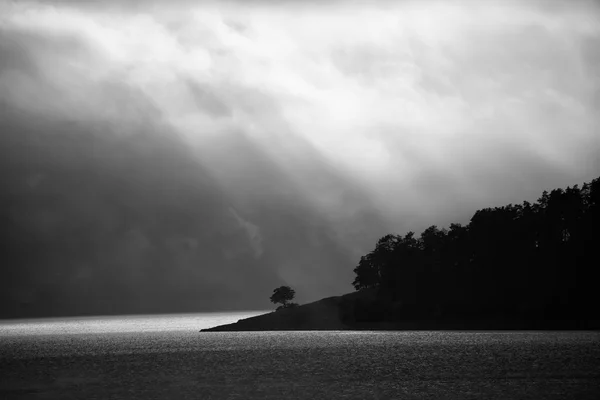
[1,0,599,318]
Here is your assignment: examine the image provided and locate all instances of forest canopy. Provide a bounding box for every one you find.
[351,176,599,326]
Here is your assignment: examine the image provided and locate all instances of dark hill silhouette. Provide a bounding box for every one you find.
[203,175,600,331]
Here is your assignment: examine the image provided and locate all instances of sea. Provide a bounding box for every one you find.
[1,313,598,399]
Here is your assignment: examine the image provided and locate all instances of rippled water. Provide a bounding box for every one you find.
[1,314,599,399]
[0,311,267,335]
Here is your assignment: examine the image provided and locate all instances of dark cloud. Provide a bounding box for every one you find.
[186,81,232,118]
[0,32,35,73]
[1,0,599,318]
[0,11,390,317]
[0,86,385,318]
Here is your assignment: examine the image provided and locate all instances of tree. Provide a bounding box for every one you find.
[352,254,379,290]
[270,286,296,310]
[352,234,401,290]
[350,175,600,328]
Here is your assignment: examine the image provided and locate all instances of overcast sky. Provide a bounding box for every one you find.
[1,0,599,317]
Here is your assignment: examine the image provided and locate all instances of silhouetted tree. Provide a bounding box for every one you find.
[351,175,600,328]
[270,286,297,310]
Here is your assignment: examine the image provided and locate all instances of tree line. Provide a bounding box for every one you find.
[351,176,599,327]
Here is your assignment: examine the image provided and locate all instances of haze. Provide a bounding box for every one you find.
[1,0,599,318]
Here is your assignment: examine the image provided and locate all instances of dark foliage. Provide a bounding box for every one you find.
[351,176,600,327]
[270,286,296,310]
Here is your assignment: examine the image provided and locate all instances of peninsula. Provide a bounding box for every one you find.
[201,289,598,331]
[203,176,600,332]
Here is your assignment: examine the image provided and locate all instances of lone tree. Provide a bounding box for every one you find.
[270,286,297,310]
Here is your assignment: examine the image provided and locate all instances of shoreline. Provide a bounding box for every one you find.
[200,291,599,332]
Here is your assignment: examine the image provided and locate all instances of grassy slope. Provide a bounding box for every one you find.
[200,290,378,332]
[201,287,600,331]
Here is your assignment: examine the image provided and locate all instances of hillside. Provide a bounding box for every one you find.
[203,176,600,332]
[201,287,600,331]
[201,290,378,331]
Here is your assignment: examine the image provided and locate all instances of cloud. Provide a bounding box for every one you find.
[1,0,599,316]
[227,207,264,258]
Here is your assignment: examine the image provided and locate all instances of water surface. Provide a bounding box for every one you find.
[0,311,267,336]
[1,314,598,399]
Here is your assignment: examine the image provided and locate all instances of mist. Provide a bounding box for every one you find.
[1,0,599,318]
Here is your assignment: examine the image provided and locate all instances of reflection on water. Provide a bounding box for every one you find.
[0,311,268,335]
[0,314,598,400]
